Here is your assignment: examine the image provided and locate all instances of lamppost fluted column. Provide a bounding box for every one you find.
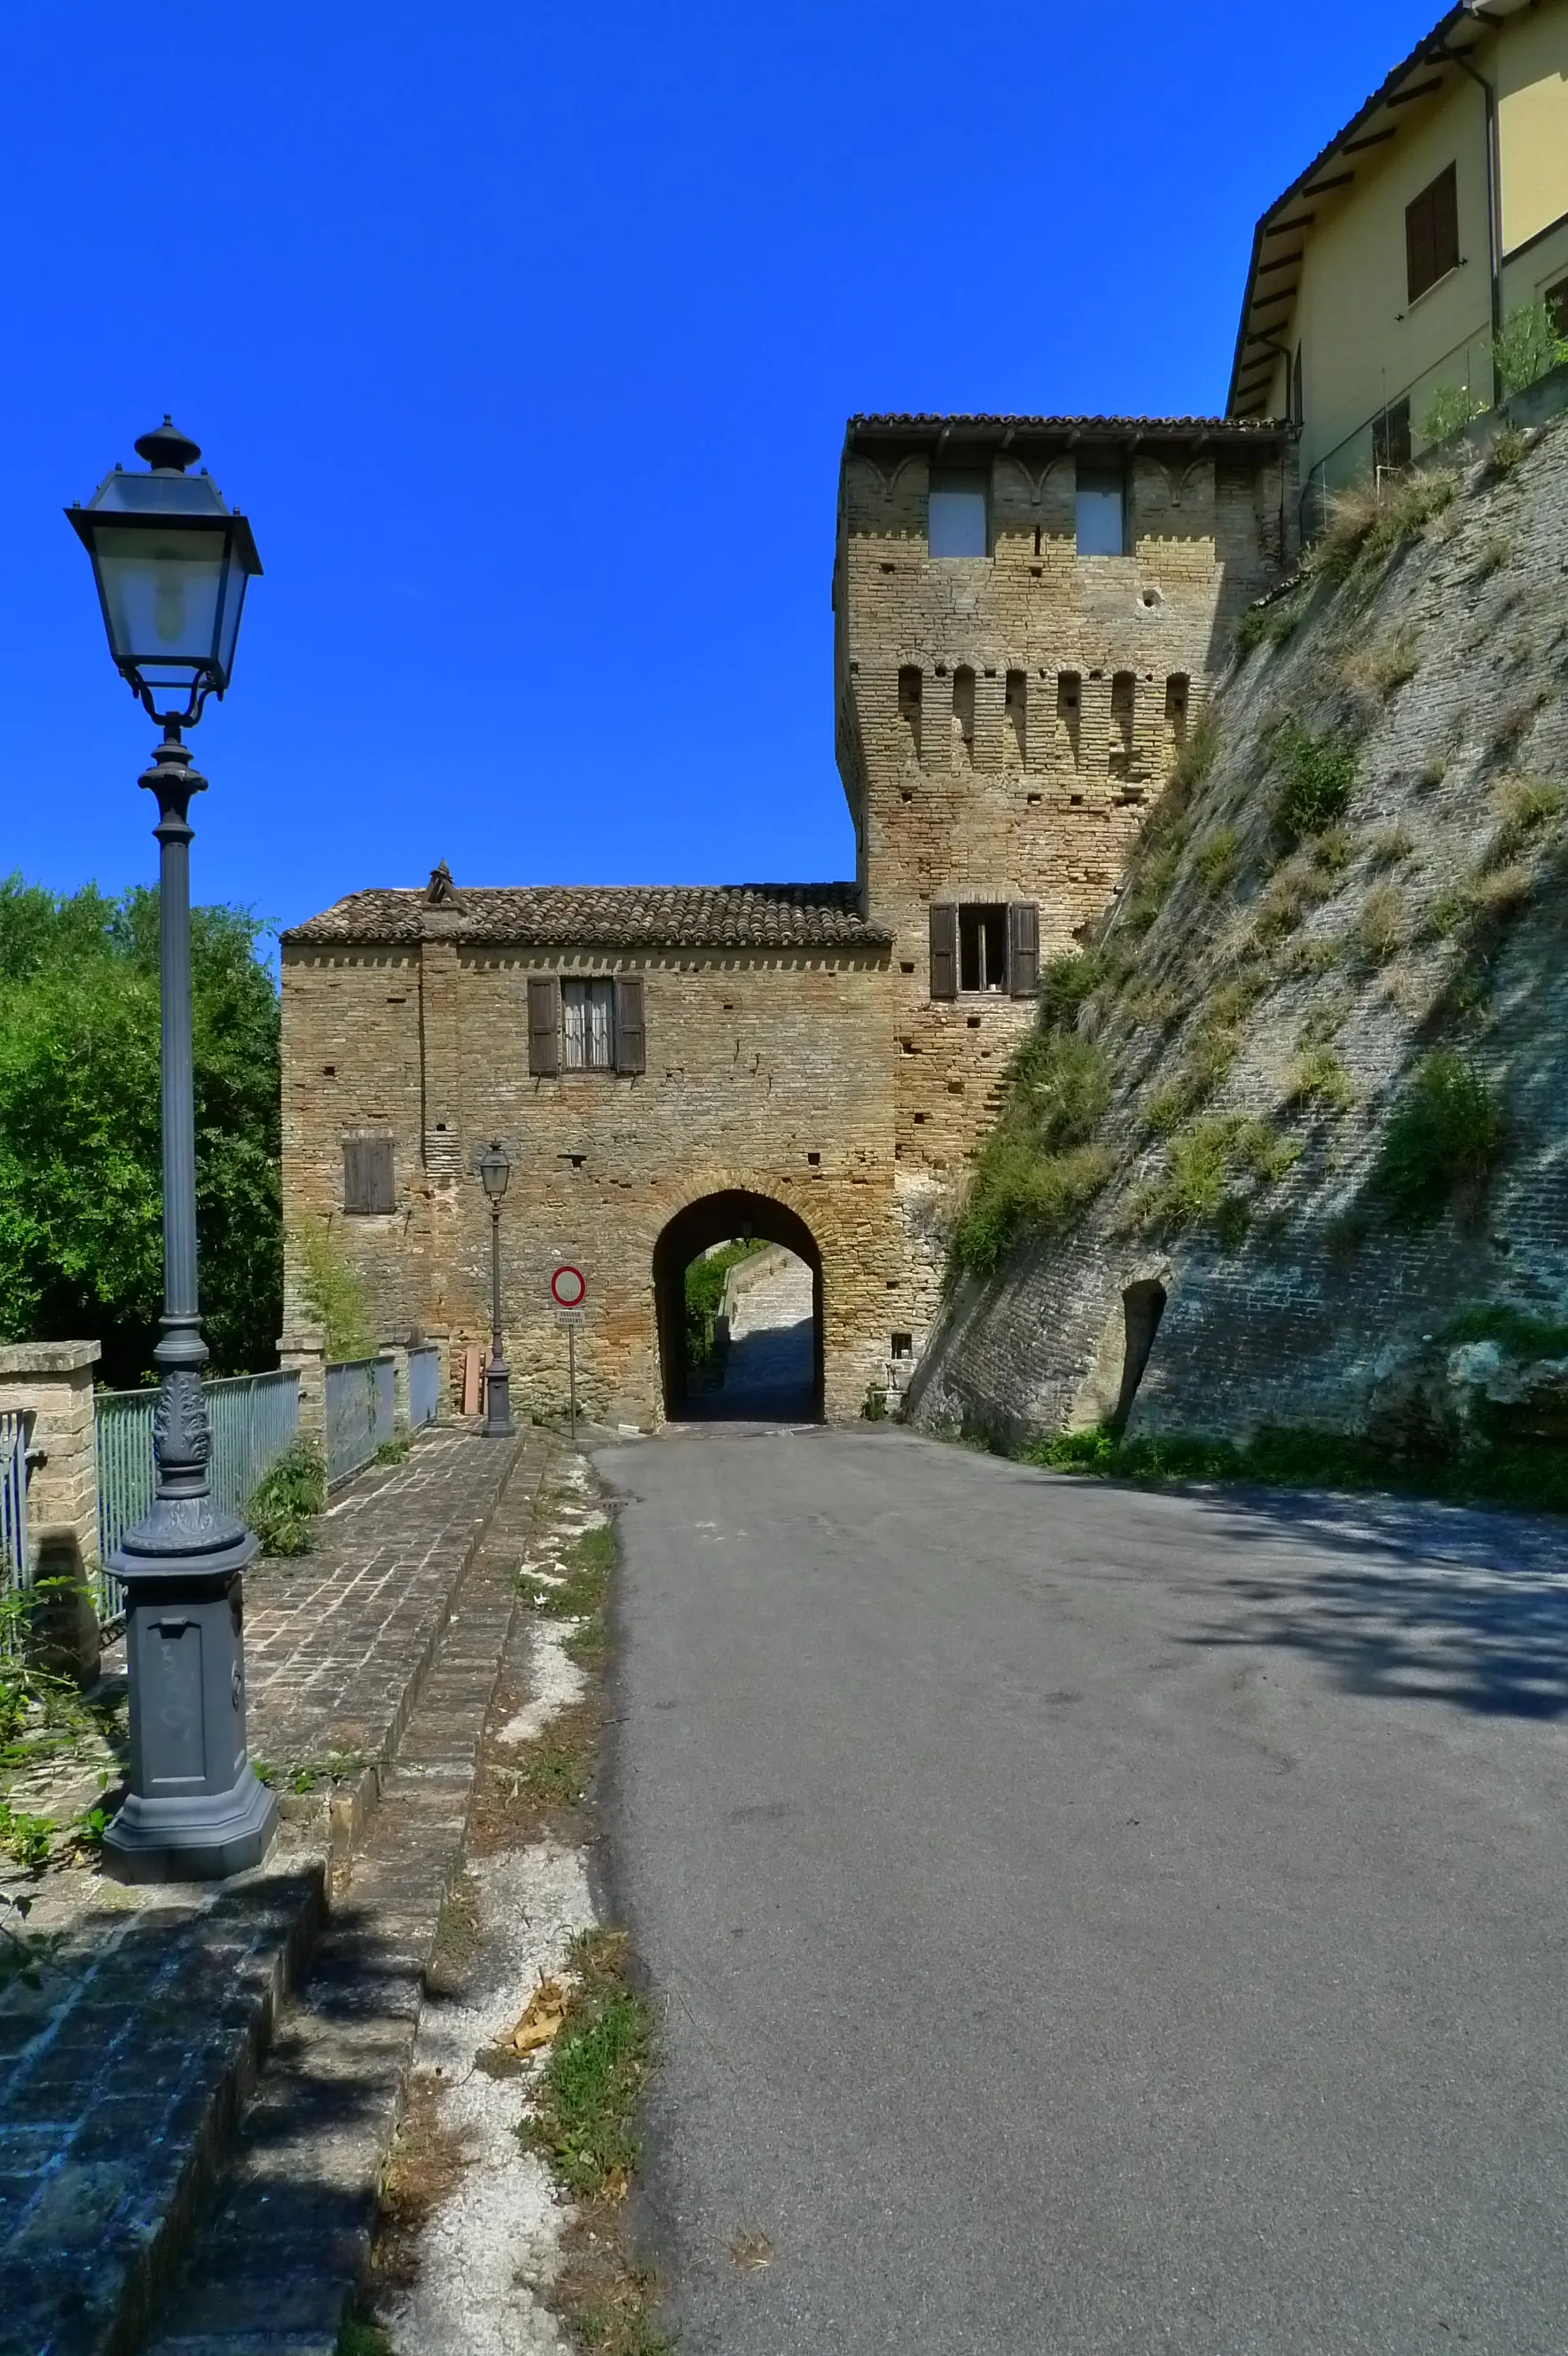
[68,415,273,1884]
[147,732,209,1480]
[479,1142,514,1438]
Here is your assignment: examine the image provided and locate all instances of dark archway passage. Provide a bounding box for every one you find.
[654,1190,824,1422]
[1113,1278,1167,1433]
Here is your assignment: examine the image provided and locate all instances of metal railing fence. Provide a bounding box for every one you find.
[408,1346,441,1431]
[1,1410,32,1617]
[325,1355,396,1487]
[1299,326,1494,544]
[96,1370,301,1613]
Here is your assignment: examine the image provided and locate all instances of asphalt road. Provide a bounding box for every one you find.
[595,1425,1568,2355]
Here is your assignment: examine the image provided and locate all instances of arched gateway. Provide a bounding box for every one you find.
[653,1190,824,1423]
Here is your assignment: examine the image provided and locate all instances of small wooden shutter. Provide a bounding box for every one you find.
[1007,902,1039,999]
[1431,162,1459,283]
[528,976,560,1075]
[614,975,646,1074]
[1407,164,1457,303]
[929,902,958,1000]
[343,1137,394,1215]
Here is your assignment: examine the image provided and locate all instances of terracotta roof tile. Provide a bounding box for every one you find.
[282,883,890,954]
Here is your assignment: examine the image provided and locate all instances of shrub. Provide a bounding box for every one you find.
[1011,1031,1111,1150]
[950,1138,1113,1277]
[1362,469,1456,565]
[1235,600,1300,657]
[1193,825,1239,893]
[1485,424,1528,475]
[1443,1303,1568,1359]
[1288,1047,1355,1115]
[298,1227,372,1362]
[1493,299,1568,397]
[1036,950,1105,1033]
[1272,720,1357,842]
[1344,630,1420,702]
[1373,1054,1505,1227]
[1143,1022,1239,1135]
[1355,884,1405,964]
[1419,383,1488,446]
[247,1439,327,1558]
[1167,710,1219,800]
[1490,775,1566,863]
[1369,826,1415,866]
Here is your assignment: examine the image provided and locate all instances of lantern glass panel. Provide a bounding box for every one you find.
[90,523,228,677]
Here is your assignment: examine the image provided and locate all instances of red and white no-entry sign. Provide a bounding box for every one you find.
[551,1264,587,1310]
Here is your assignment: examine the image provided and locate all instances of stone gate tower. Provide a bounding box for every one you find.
[834,411,1295,1354]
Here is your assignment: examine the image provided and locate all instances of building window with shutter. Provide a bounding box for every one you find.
[343,1136,395,1216]
[931,901,1039,997]
[562,978,615,1070]
[1406,163,1459,304]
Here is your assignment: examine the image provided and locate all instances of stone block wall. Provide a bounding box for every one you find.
[0,1341,101,1580]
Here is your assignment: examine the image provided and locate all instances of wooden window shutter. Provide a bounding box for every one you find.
[1406,165,1456,303]
[614,975,646,1074]
[1431,161,1459,282]
[929,902,958,1000]
[343,1137,393,1215]
[528,977,560,1075]
[1007,902,1040,999]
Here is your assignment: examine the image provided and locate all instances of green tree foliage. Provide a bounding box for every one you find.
[0,876,281,1385]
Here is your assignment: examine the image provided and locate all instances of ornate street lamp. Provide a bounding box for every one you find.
[67,419,274,1881]
[478,1143,515,1439]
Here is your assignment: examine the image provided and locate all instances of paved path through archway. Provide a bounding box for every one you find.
[597,1425,1568,2354]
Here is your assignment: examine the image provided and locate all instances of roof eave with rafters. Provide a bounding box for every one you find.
[1226,1,1533,416]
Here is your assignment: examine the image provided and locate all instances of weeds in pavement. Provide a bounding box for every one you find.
[525,1928,655,2199]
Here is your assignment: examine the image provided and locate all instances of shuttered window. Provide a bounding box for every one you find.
[563,978,615,1070]
[528,977,561,1075]
[1406,163,1459,303]
[929,902,958,1000]
[1007,902,1040,999]
[343,1137,394,1216]
[614,976,646,1073]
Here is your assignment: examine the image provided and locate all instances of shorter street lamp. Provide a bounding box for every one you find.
[479,1143,515,1438]
[67,419,274,1881]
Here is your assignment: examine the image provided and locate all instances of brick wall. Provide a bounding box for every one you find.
[834,426,1290,1347]
[281,939,898,1425]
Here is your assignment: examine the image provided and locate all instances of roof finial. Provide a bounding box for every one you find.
[426,860,456,906]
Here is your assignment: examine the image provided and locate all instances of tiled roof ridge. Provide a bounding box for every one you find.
[282,880,891,952]
[848,410,1288,431]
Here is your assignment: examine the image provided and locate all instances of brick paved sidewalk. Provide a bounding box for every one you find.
[0,1423,542,2356]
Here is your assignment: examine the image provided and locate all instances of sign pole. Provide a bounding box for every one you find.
[568,1323,577,1448]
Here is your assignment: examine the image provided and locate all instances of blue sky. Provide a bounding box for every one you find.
[4,0,1436,937]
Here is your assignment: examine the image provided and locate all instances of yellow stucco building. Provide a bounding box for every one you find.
[1227,0,1568,528]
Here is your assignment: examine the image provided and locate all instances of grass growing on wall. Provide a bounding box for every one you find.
[1374,1055,1506,1227]
[950,957,1114,1279]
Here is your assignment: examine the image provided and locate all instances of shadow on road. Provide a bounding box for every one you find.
[1173,1480,1568,1720]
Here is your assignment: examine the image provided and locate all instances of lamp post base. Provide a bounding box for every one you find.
[102,1764,278,1884]
[103,1500,278,1883]
[483,1361,515,1438]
